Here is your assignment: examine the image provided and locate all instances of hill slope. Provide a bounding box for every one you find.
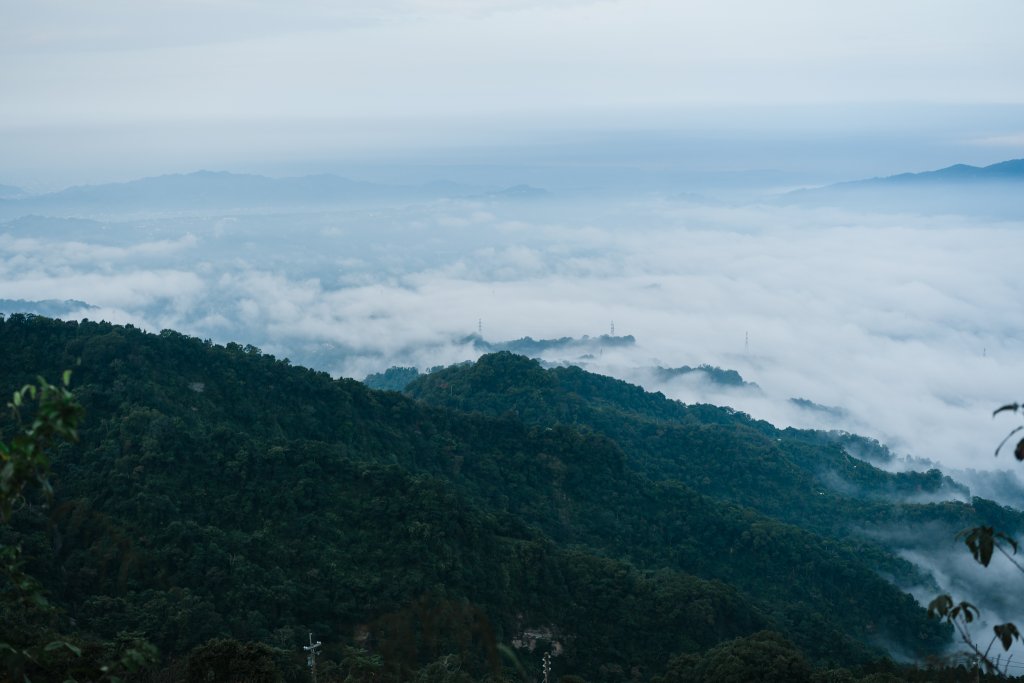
[0,315,986,679]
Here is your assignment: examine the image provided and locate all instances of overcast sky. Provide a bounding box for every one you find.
[3,0,1024,186]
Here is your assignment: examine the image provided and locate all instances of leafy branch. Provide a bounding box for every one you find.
[926,403,1024,678]
[928,595,1019,676]
[993,402,1024,460]
[0,370,83,520]
[1,372,156,681]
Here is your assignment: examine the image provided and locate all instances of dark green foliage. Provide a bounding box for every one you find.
[0,369,157,681]
[0,368,83,520]
[789,398,845,418]
[185,638,305,682]
[653,631,811,683]
[363,367,421,392]
[469,333,636,357]
[405,352,1004,537]
[654,364,751,388]
[410,654,475,683]
[0,315,1005,680]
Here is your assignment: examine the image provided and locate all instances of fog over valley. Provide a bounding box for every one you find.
[2,168,1022,497]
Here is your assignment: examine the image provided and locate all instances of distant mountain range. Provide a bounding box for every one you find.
[0,298,98,318]
[823,158,1024,188]
[2,160,1019,219]
[481,184,549,200]
[783,159,1024,217]
[0,183,29,200]
[0,171,551,218]
[469,332,635,356]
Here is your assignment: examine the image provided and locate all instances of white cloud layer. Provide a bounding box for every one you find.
[2,197,1022,492]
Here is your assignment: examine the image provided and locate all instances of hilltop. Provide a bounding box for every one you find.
[3,315,1020,680]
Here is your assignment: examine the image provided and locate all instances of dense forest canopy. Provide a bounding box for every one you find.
[1,314,1020,681]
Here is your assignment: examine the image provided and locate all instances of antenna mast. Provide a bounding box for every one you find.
[304,632,322,683]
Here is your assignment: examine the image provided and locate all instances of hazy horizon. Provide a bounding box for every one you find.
[4,0,1024,188]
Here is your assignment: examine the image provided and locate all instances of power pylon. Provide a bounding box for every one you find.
[304,632,322,682]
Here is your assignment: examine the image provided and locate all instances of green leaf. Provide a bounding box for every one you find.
[928,594,953,619]
[994,623,1020,651]
[957,601,979,623]
[959,527,997,566]
[43,640,82,656]
[994,403,1021,417]
[995,425,1024,457]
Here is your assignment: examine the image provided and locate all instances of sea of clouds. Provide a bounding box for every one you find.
[2,193,1023,492]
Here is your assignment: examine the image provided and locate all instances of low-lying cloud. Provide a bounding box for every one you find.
[1,195,1022,493]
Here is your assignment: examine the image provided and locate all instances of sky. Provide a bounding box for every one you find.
[3,0,1024,187]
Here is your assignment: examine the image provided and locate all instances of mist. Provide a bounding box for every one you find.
[2,183,1022,492]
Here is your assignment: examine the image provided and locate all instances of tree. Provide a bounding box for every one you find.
[926,403,1024,676]
[0,370,82,520]
[0,372,155,681]
[185,638,306,682]
[653,631,812,683]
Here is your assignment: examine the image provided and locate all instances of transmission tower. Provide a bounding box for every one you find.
[610,320,615,336]
[304,632,322,682]
[542,651,552,683]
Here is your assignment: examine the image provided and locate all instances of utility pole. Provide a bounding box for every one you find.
[304,632,322,683]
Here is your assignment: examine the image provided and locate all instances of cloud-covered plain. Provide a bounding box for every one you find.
[3,196,1022,493]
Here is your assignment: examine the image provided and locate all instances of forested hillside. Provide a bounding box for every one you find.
[405,353,1015,543]
[1,315,1018,681]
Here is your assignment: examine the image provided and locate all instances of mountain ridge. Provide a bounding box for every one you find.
[827,158,1024,188]
[781,158,1024,217]
[0,315,985,679]
[0,170,514,217]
